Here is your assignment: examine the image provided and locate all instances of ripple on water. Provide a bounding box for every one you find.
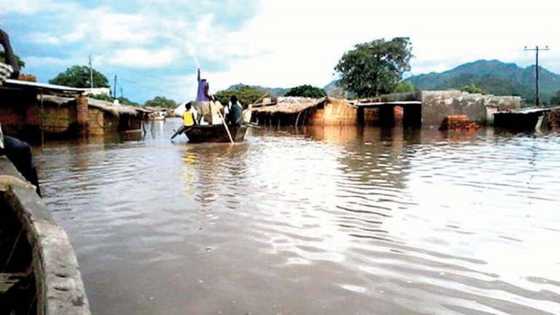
[36,123,560,314]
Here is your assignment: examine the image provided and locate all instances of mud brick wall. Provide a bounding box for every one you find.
[76,95,89,136]
[548,109,560,131]
[87,108,105,136]
[0,88,38,137]
[87,109,119,136]
[421,90,521,126]
[309,99,358,126]
[41,106,76,134]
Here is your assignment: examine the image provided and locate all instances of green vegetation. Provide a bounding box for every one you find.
[406,60,560,104]
[144,96,177,108]
[285,85,326,98]
[227,83,287,97]
[117,96,139,106]
[0,51,25,68]
[90,94,139,106]
[393,81,416,93]
[335,37,413,97]
[49,65,109,88]
[215,85,267,105]
[461,83,485,94]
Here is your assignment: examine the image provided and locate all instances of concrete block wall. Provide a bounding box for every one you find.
[421,90,521,126]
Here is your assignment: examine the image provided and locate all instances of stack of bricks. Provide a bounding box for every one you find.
[439,115,480,131]
[17,74,37,82]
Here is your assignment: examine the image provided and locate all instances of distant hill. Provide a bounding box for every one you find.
[323,80,359,98]
[225,83,288,97]
[324,80,343,97]
[406,60,560,104]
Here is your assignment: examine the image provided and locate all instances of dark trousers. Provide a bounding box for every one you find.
[0,136,41,196]
[170,125,192,140]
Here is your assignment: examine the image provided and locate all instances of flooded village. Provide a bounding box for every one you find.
[2,2,560,314]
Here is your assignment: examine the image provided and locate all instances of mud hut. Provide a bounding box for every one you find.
[252,97,359,126]
[40,95,149,136]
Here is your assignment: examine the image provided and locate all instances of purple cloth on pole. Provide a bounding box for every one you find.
[196,79,210,102]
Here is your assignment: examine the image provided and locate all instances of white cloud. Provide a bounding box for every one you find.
[108,48,178,68]
[93,9,158,44]
[196,0,560,93]
[0,0,52,15]
[9,0,560,102]
[24,56,69,67]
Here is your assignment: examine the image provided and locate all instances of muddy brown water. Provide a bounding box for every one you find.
[35,119,560,314]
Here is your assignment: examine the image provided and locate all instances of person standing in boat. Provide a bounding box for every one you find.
[171,102,197,140]
[193,68,224,125]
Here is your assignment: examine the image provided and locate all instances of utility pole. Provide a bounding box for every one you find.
[113,75,118,99]
[88,54,94,90]
[120,87,123,99]
[524,45,550,106]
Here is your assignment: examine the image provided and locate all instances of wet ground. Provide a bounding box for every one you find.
[35,119,560,314]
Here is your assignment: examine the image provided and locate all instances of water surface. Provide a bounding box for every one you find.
[36,120,560,314]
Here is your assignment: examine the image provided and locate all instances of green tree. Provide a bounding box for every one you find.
[0,51,25,68]
[393,81,415,93]
[49,65,109,88]
[461,83,485,94]
[90,94,139,106]
[335,37,412,97]
[144,96,177,108]
[285,84,326,98]
[116,96,138,106]
[215,85,266,105]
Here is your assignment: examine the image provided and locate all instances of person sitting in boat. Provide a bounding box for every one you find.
[241,103,253,125]
[171,102,197,140]
[227,95,243,125]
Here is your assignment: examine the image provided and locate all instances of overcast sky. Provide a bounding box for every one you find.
[2,0,560,103]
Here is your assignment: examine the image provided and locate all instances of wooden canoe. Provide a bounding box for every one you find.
[0,157,90,315]
[184,124,248,143]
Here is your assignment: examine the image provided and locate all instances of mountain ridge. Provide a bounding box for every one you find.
[406,59,560,103]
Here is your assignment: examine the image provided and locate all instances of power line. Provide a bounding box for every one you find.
[524,45,550,106]
[113,74,117,99]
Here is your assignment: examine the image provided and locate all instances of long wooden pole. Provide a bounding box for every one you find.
[216,106,234,144]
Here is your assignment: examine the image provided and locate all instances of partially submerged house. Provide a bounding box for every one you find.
[0,79,150,141]
[252,97,360,126]
[252,91,522,128]
[42,96,150,136]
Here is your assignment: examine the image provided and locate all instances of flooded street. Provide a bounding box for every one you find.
[35,119,560,314]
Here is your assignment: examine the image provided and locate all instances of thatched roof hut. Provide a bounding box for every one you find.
[41,95,150,117]
[252,97,325,114]
[251,97,359,126]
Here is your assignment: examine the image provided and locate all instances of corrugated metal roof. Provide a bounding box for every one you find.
[4,79,87,94]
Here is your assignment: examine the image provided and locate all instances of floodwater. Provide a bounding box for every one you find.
[35,119,560,314]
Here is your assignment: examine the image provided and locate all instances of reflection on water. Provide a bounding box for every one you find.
[36,119,560,314]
